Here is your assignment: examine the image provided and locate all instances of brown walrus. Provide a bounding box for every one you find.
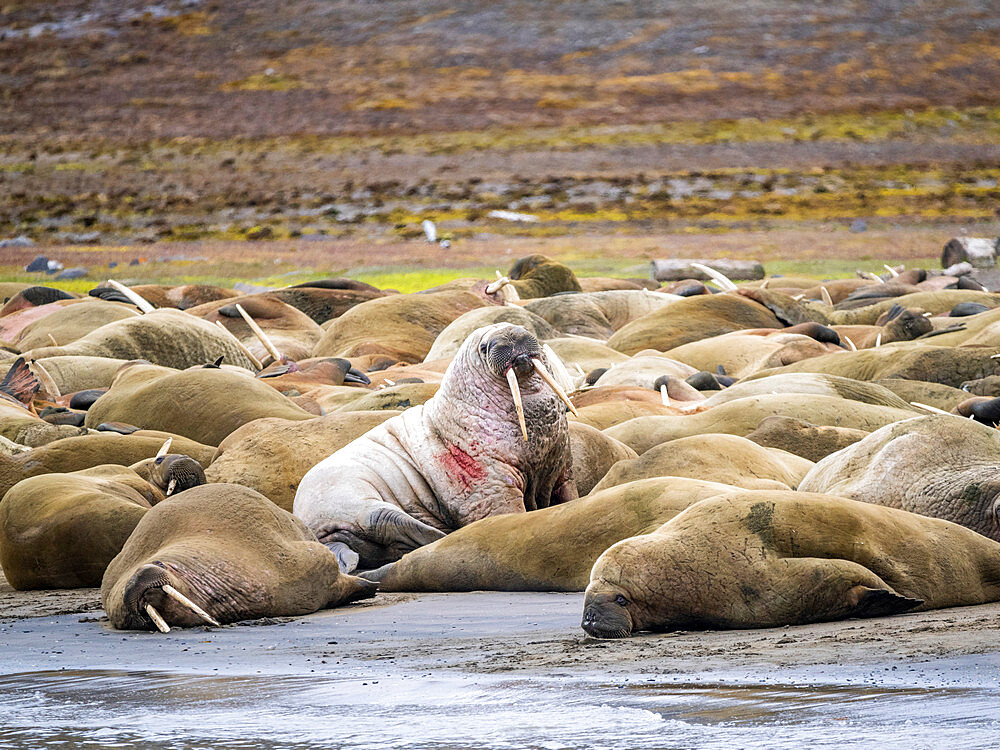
[582,490,1000,637]
[293,323,578,572]
[101,483,377,631]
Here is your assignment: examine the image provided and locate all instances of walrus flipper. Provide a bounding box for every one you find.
[368,506,446,550]
[0,357,39,407]
[847,585,923,619]
[327,542,360,573]
[357,562,396,583]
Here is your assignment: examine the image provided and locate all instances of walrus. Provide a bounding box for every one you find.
[799,414,1000,541]
[101,483,377,631]
[293,323,578,571]
[364,477,738,592]
[582,490,1000,637]
[0,464,158,589]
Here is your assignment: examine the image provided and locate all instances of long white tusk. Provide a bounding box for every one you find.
[214,321,263,371]
[910,401,953,416]
[541,343,575,393]
[660,383,670,407]
[155,438,173,459]
[485,275,510,295]
[506,369,528,441]
[883,264,900,277]
[760,278,770,289]
[690,262,737,291]
[792,293,805,301]
[145,603,170,633]
[29,360,61,398]
[47,334,58,347]
[166,478,177,496]
[235,304,283,364]
[162,584,221,627]
[531,358,579,416]
[875,332,882,348]
[843,336,858,351]
[922,311,933,317]
[820,286,833,306]
[107,280,155,313]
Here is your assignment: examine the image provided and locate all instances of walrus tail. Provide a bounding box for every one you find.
[0,357,39,408]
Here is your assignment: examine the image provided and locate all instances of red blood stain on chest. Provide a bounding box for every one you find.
[440,443,487,489]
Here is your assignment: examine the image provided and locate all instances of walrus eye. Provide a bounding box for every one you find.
[479,342,489,355]
[615,594,629,607]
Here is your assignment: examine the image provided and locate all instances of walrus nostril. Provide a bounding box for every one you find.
[512,353,533,376]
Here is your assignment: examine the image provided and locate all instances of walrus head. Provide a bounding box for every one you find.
[581,585,636,639]
[153,454,207,497]
[465,323,577,440]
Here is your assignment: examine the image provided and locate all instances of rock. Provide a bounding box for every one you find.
[651,259,765,283]
[943,261,974,277]
[2,235,35,249]
[849,218,867,233]
[245,225,274,240]
[24,255,49,272]
[55,267,87,280]
[941,237,999,270]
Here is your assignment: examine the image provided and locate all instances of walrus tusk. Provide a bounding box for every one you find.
[107,280,156,314]
[875,332,882,348]
[660,384,670,407]
[541,343,576,394]
[47,334,58,347]
[922,312,933,317]
[145,603,170,633]
[166,478,177,496]
[29,360,61,398]
[214,321,264,371]
[791,293,805,301]
[235,304,283,364]
[506,368,528,441]
[162,584,221,627]
[485,275,510,294]
[689,262,737,292]
[910,401,954,416]
[760,278,770,289]
[883,264,900,277]
[820,286,833,306]
[531,358,579,416]
[155,438,173,459]
[843,336,858,351]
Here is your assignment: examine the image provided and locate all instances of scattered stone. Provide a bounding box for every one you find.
[129,258,141,266]
[24,255,49,272]
[943,261,973,277]
[849,218,867,233]
[651,259,765,282]
[1,235,35,248]
[941,237,999,270]
[245,225,274,240]
[55,267,87,280]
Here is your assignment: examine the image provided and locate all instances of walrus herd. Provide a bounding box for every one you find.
[3,255,1000,638]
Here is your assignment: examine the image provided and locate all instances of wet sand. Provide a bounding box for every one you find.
[2,588,999,748]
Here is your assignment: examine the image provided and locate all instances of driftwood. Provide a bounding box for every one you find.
[651,259,765,283]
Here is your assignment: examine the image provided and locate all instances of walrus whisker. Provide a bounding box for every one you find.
[107,280,156,314]
[29,360,61,398]
[144,603,170,633]
[166,478,177,496]
[820,286,833,306]
[660,383,670,407]
[506,368,529,441]
[214,320,264,370]
[689,262,737,291]
[155,438,173,460]
[234,304,284,364]
[531,358,579,416]
[883,264,900,277]
[162,584,221,627]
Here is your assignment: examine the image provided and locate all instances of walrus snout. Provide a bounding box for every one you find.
[121,562,221,632]
[481,326,542,378]
[581,591,634,639]
[155,455,207,497]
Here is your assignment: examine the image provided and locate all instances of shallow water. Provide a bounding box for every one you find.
[1,669,997,750]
